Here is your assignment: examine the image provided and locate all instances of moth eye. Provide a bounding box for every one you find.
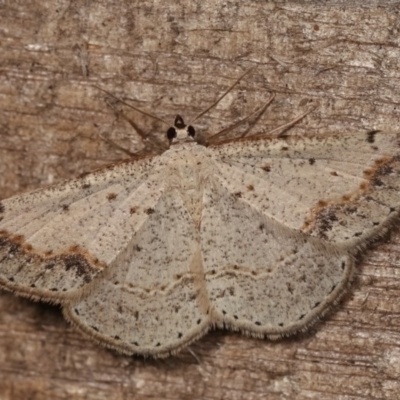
[167,127,177,140]
[188,125,195,137]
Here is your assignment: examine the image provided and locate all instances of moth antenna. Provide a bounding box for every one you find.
[93,85,170,126]
[239,93,278,138]
[99,132,162,159]
[99,132,137,157]
[207,92,275,144]
[106,98,168,153]
[95,85,169,155]
[248,105,317,139]
[189,66,257,125]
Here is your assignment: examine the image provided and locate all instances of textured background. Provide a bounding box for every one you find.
[1,1,400,399]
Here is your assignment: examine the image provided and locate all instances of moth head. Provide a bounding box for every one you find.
[167,115,195,144]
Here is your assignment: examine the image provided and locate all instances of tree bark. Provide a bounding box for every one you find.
[1,1,400,399]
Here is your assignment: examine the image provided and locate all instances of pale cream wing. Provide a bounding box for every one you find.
[64,187,210,357]
[201,178,352,337]
[209,132,400,246]
[0,156,163,300]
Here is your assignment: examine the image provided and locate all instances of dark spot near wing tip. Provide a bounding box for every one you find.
[247,184,254,191]
[145,208,155,215]
[45,263,55,270]
[281,146,289,151]
[61,204,69,211]
[233,315,238,320]
[390,207,396,213]
[278,323,284,327]
[107,192,117,201]
[135,245,142,252]
[255,321,261,326]
[63,254,95,282]
[354,232,362,237]
[259,223,265,231]
[197,319,202,324]
[308,157,316,165]
[366,131,378,143]
[114,335,120,340]
[222,310,227,315]
[82,182,91,189]
[178,332,183,338]
[74,308,80,315]
[130,206,138,214]
[91,325,99,332]
[133,341,139,346]
[234,192,242,198]
[50,288,58,292]
[0,202,5,213]
[341,261,346,270]
[373,221,379,226]
[156,342,161,347]
[299,314,306,320]
[8,277,14,282]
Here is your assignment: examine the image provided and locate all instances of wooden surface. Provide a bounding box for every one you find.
[1,1,400,399]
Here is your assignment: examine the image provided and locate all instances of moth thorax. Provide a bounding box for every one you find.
[166,153,204,225]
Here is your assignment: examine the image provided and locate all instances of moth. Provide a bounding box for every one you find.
[1,70,399,357]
